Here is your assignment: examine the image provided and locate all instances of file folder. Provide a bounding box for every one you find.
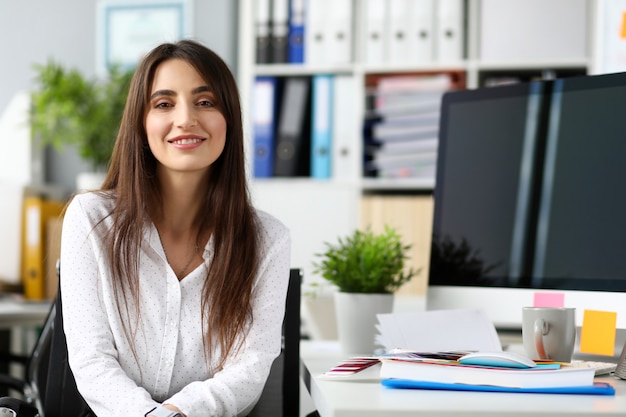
[255,0,272,64]
[327,0,352,65]
[21,195,64,300]
[310,74,333,179]
[332,75,358,181]
[253,77,278,178]
[288,0,305,63]
[363,0,387,64]
[406,0,435,63]
[274,76,311,176]
[387,0,407,64]
[270,0,289,63]
[305,0,326,65]
[435,0,464,62]
[382,379,616,396]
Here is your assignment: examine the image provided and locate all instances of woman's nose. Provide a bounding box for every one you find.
[175,103,198,128]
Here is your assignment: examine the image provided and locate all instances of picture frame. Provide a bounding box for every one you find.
[96,0,192,74]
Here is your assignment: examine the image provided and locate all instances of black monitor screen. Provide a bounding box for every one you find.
[430,72,626,292]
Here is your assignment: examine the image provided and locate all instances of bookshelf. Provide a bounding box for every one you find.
[237,0,594,287]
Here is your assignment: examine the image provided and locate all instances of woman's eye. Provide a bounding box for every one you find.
[197,99,214,107]
[155,102,172,109]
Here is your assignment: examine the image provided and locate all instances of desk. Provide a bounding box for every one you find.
[301,342,626,417]
[0,300,50,329]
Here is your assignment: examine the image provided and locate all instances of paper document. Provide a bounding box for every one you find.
[376,308,502,352]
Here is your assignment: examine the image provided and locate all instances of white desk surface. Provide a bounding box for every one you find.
[301,341,626,417]
[0,299,50,329]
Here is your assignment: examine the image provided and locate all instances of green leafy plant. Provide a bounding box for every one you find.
[30,60,134,170]
[313,226,419,294]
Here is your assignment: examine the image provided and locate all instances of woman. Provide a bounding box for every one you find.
[60,40,291,417]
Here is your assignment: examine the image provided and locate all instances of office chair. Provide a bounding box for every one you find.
[0,268,302,417]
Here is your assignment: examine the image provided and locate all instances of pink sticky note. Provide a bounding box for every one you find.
[533,292,565,308]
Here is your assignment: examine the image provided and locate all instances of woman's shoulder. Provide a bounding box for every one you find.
[66,191,116,222]
[255,208,290,240]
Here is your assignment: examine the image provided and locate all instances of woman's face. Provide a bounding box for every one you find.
[145,58,227,177]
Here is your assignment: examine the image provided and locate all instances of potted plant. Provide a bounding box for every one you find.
[30,60,133,190]
[313,225,419,353]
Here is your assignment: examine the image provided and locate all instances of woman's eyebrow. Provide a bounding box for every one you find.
[150,86,212,100]
[192,85,212,94]
[150,89,175,100]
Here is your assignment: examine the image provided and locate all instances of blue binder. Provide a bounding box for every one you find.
[288,0,305,64]
[253,77,277,178]
[381,379,616,396]
[310,74,333,178]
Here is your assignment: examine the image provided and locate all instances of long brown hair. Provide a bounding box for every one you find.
[101,40,260,370]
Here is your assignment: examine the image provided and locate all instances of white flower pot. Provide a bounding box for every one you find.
[334,292,394,354]
[76,172,106,191]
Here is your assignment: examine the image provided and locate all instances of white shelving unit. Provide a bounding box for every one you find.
[236,0,594,284]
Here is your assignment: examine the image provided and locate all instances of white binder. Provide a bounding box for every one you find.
[332,75,359,181]
[326,0,353,65]
[363,0,387,65]
[408,0,435,63]
[435,0,464,62]
[304,0,327,65]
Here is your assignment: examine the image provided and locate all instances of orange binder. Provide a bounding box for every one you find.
[21,195,64,300]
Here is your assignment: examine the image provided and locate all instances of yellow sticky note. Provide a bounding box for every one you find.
[579,310,617,356]
[621,12,626,39]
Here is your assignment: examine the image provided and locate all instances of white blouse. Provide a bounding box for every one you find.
[60,192,291,417]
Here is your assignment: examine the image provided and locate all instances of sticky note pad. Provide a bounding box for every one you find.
[533,292,565,308]
[579,310,617,356]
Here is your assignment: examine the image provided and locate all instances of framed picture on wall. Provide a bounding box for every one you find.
[96,0,192,74]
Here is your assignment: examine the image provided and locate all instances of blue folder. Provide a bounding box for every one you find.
[381,379,616,396]
[310,74,333,178]
[253,76,277,178]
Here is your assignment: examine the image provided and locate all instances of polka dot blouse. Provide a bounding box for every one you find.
[60,192,291,417]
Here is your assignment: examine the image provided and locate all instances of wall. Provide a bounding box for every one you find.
[0,0,238,192]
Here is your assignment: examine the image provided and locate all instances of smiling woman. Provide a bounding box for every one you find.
[59,40,291,417]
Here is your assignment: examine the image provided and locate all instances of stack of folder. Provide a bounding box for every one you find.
[253,73,358,180]
[364,73,459,180]
[255,0,352,65]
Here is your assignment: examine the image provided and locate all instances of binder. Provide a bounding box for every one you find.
[304,0,326,65]
[406,0,435,63]
[386,0,410,64]
[273,76,311,177]
[310,74,333,179]
[21,195,64,301]
[332,75,358,181]
[327,0,352,65]
[253,76,278,178]
[381,379,616,396]
[363,0,387,64]
[255,0,272,64]
[270,0,289,63]
[287,0,305,63]
[435,0,464,62]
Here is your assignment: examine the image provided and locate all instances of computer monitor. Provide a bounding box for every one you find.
[426,72,626,339]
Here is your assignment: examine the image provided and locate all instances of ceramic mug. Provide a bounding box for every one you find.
[522,307,576,362]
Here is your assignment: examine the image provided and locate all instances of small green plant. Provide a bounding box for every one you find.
[30,60,134,170]
[313,226,419,294]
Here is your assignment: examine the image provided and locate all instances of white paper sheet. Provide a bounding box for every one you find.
[376,308,502,352]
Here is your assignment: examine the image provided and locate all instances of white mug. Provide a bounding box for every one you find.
[522,307,576,362]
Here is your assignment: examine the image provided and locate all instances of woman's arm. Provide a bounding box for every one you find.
[61,194,160,416]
